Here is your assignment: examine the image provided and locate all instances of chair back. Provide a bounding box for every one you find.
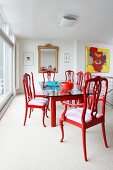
[23,73,33,104]
[65,70,74,82]
[43,71,55,82]
[82,72,91,87]
[82,76,108,123]
[84,72,91,82]
[31,72,35,98]
[76,71,83,87]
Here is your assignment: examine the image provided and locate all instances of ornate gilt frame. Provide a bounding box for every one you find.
[38,44,59,73]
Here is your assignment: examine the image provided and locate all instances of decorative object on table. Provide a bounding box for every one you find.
[48,65,52,70]
[24,52,34,66]
[64,53,71,63]
[45,81,60,87]
[41,67,47,71]
[85,46,110,72]
[60,90,72,95]
[60,82,74,90]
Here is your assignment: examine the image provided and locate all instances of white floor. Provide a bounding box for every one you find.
[0,94,113,170]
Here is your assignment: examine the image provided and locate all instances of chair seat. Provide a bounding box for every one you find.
[66,107,100,123]
[28,98,48,106]
[59,76,108,161]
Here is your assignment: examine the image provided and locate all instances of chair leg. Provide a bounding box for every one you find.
[24,107,28,126]
[101,122,108,148]
[82,128,87,161]
[42,108,46,127]
[47,98,50,111]
[29,108,32,118]
[59,118,64,142]
[45,107,49,118]
[47,105,50,111]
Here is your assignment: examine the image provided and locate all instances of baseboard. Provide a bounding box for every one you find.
[0,94,16,120]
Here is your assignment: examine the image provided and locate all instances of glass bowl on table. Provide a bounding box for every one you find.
[60,82,74,90]
[44,81,60,87]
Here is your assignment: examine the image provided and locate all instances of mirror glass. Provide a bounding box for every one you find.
[38,44,59,73]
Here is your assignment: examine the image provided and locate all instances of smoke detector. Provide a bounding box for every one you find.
[59,15,77,27]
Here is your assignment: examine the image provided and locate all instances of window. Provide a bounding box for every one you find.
[0,11,14,43]
[0,36,13,110]
[0,14,6,32]
[0,9,14,112]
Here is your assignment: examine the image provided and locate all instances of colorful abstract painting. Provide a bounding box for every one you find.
[86,46,110,72]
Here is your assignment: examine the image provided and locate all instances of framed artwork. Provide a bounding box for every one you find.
[64,53,71,63]
[24,52,34,66]
[85,46,110,72]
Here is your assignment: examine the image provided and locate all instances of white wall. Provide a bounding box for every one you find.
[16,38,75,93]
[74,40,77,73]
[16,38,113,93]
[76,40,113,76]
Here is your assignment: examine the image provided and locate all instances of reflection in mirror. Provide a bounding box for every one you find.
[38,44,59,73]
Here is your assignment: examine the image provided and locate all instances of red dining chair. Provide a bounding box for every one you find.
[84,72,91,84]
[65,70,74,82]
[81,72,91,90]
[23,73,49,127]
[31,72,50,113]
[76,71,83,89]
[64,70,74,105]
[31,72,44,98]
[59,76,108,161]
[43,71,55,82]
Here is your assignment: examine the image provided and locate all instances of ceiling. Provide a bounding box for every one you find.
[1,0,113,44]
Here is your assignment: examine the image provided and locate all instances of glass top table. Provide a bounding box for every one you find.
[39,81,84,97]
[38,81,84,127]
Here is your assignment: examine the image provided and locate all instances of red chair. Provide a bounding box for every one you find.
[64,70,74,105]
[31,72,44,98]
[23,73,49,127]
[76,71,83,88]
[82,72,91,90]
[31,72,50,112]
[59,76,108,161]
[43,71,55,82]
[84,72,91,83]
[65,70,74,82]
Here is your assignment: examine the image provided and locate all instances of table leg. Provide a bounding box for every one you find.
[51,97,56,127]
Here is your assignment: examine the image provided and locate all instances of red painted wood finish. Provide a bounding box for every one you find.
[84,72,91,82]
[23,73,48,127]
[43,71,55,82]
[76,71,83,89]
[51,94,84,127]
[65,70,74,82]
[59,76,108,161]
[31,72,50,112]
[82,72,92,90]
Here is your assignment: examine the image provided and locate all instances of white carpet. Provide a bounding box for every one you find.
[0,94,113,170]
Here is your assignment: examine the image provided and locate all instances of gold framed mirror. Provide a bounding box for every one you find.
[38,44,59,73]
